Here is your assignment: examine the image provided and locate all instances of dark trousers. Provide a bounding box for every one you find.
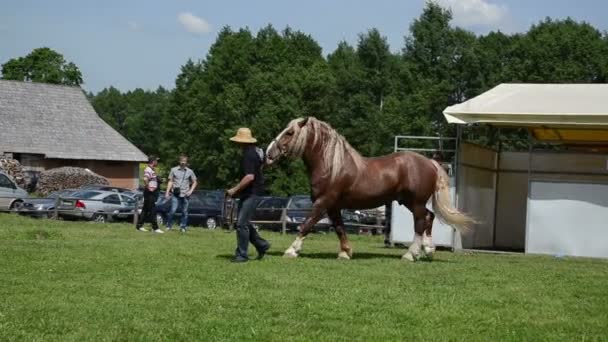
[137,190,159,230]
[234,195,268,259]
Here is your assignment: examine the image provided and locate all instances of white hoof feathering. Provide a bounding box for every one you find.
[337,251,350,260]
[423,245,436,258]
[402,252,416,262]
[283,248,298,258]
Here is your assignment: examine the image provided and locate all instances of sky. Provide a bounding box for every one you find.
[1,0,607,93]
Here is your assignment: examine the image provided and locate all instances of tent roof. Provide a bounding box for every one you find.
[443,83,608,144]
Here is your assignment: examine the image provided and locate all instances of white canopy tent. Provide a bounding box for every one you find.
[438,83,608,258]
[444,83,608,127]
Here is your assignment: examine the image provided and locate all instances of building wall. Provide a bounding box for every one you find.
[457,142,498,249]
[493,151,608,251]
[18,155,141,190]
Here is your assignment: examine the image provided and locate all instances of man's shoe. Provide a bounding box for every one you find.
[136,227,148,232]
[180,228,186,233]
[153,229,164,234]
[256,243,271,260]
[231,257,248,263]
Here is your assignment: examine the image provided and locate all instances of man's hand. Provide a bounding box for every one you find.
[226,187,238,197]
[185,190,193,197]
[165,192,170,200]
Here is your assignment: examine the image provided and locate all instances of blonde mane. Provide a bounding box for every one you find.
[282,117,366,181]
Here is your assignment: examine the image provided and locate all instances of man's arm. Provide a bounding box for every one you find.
[187,171,198,196]
[165,169,174,198]
[228,174,254,197]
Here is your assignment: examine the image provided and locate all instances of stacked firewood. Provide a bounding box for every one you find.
[0,156,26,188]
[36,167,109,195]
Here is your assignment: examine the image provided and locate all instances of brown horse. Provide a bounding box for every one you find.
[266,117,474,261]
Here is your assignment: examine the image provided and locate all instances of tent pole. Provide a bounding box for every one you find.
[491,128,502,249]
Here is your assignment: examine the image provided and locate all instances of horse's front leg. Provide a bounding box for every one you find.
[328,209,352,260]
[283,205,326,258]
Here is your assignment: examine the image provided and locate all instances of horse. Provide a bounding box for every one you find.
[265,117,474,261]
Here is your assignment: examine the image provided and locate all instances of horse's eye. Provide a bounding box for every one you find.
[286,131,294,136]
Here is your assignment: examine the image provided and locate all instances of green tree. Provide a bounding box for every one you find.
[1,47,83,86]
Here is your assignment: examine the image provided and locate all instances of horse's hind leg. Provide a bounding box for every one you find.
[422,209,436,259]
[402,204,427,262]
[328,209,352,260]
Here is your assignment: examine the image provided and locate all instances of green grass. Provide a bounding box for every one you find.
[1,214,607,341]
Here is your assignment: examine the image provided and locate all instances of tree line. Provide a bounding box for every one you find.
[3,3,608,195]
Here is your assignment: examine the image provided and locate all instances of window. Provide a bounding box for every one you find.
[103,194,121,205]
[0,174,15,189]
[288,197,312,209]
[72,191,102,199]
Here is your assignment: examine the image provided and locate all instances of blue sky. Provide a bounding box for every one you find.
[1,0,607,93]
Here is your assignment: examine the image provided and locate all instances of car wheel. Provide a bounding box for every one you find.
[47,209,56,219]
[156,214,165,226]
[9,201,23,212]
[92,213,107,223]
[206,217,217,230]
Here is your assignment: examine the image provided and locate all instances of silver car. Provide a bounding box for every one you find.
[56,190,138,223]
[19,189,80,218]
[0,170,29,211]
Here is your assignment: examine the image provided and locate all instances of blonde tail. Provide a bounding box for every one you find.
[430,160,475,235]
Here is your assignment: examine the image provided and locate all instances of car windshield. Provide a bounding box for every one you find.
[288,197,312,209]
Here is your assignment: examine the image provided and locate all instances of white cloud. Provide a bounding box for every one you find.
[436,0,511,30]
[177,12,212,35]
[128,22,141,31]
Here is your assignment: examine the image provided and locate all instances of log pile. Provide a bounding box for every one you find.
[36,167,109,195]
[0,156,26,188]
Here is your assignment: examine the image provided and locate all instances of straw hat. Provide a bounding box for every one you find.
[229,127,257,143]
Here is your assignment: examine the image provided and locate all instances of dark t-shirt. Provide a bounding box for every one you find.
[240,145,265,198]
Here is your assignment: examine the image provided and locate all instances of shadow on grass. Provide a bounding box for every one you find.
[215,251,452,262]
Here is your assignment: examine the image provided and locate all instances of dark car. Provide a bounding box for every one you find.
[251,195,332,232]
[155,190,224,229]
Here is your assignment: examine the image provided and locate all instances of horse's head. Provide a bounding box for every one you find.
[266,117,310,165]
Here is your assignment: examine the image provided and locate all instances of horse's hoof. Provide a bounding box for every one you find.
[402,252,416,262]
[283,250,298,258]
[423,246,435,259]
[337,251,350,260]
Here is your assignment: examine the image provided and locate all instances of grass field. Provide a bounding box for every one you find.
[1,213,607,341]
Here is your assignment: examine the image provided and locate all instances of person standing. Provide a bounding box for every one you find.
[136,155,164,233]
[165,154,198,233]
[226,127,271,263]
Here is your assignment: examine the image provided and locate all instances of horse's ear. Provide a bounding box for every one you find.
[298,117,309,127]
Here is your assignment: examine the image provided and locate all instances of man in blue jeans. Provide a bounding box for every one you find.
[165,154,198,232]
[226,127,271,263]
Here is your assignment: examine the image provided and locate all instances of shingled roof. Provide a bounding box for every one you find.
[0,80,147,162]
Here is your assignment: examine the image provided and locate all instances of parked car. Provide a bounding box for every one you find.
[251,195,373,233]
[0,170,29,211]
[80,184,134,193]
[19,188,79,218]
[155,191,223,229]
[251,195,332,232]
[56,190,138,223]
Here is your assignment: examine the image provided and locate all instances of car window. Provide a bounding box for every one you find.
[103,194,121,205]
[278,199,289,208]
[0,174,15,188]
[71,191,102,199]
[288,197,312,209]
[121,195,137,205]
[257,199,273,208]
